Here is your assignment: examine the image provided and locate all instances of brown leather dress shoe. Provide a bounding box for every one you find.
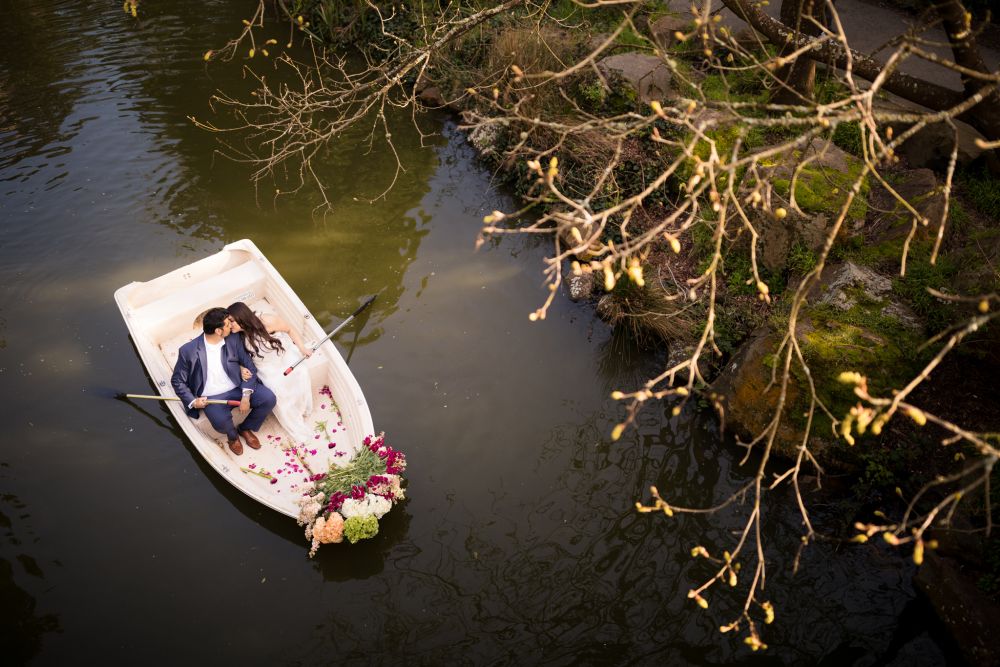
[228,437,243,455]
[240,430,261,450]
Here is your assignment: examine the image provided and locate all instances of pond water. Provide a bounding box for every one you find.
[0,1,960,664]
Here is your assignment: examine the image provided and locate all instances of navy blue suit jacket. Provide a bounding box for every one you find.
[171,334,258,418]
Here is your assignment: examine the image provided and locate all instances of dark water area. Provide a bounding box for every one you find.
[0,1,961,664]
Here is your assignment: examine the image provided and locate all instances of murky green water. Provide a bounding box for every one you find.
[0,1,959,664]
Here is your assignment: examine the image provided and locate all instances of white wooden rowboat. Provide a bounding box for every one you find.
[114,239,374,518]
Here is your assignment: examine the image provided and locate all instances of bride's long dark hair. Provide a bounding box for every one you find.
[227,301,285,358]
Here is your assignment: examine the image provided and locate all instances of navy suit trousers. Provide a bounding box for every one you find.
[204,383,277,440]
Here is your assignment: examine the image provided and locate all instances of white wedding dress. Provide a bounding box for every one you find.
[252,331,314,446]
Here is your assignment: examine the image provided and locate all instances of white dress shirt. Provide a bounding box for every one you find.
[202,336,237,397]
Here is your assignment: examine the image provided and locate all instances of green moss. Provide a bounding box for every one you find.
[832,121,863,157]
[701,71,768,104]
[959,165,1000,220]
[789,295,925,443]
[891,252,960,333]
[787,240,818,275]
[772,157,869,222]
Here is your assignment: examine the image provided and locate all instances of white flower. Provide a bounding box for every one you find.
[296,492,325,527]
[340,494,392,519]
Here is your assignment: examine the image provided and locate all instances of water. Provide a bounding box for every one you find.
[0,1,958,664]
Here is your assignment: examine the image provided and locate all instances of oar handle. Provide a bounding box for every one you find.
[284,295,377,375]
[122,394,241,407]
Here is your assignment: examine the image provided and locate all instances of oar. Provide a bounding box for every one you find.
[117,393,242,406]
[284,295,378,376]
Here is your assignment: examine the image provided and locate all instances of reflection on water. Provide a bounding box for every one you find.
[0,470,61,663]
[0,0,959,663]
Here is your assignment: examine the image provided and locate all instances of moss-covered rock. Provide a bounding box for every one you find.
[712,261,925,465]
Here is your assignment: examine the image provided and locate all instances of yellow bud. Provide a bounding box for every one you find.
[671,406,681,416]
[492,87,499,100]
[695,594,708,609]
[728,571,737,587]
[570,227,583,243]
[895,486,903,497]
[627,262,645,287]
[913,540,924,565]
[203,50,213,61]
[266,39,278,45]
[904,406,927,426]
[610,391,625,400]
[675,387,689,396]
[528,312,538,322]
[979,299,990,313]
[466,88,477,95]
[511,64,523,77]
[757,281,769,295]
[603,266,616,291]
[249,48,255,58]
[774,207,787,219]
[674,31,686,41]
[837,371,864,385]
[851,534,869,543]
[611,423,625,441]
[686,100,697,114]
[262,49,269,57]
[883,532,901,546]
[571,261,582,276]
[297,15,304,24]
[242,19,251,26]
[130,4,136,17]
[762,601,775,624]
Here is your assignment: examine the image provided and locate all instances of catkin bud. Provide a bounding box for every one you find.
[904,406,927,426]
[913,540,924,565]
[611,423,625,441]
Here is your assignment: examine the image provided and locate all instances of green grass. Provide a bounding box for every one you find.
[959,165,1000,221]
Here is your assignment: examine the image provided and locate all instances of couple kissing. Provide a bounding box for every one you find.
[171,303,314,456]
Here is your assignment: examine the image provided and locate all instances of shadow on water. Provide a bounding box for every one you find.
[0,467,61,664]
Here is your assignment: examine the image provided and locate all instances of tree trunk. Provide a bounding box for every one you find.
[771,0,825,104]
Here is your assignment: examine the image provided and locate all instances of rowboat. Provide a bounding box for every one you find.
[114,239,374,518]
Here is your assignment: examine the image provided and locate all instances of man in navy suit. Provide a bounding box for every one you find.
[171,307,277,455]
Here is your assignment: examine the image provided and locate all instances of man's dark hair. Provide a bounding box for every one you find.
[202,307,230,335]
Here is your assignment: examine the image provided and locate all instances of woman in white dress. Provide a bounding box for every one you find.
[227,301,315,447]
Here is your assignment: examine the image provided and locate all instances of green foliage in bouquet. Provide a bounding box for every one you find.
[344,515,379,544]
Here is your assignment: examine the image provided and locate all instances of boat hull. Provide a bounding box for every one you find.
[114,239,374,518]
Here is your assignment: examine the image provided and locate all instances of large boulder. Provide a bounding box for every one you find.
[755,139,869,273]
[887,119,983,171]
[869,168,944,246]
[712,261,922,463]
[596,53,673,104]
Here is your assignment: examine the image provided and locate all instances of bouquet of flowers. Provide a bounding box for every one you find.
[296,433,406,557]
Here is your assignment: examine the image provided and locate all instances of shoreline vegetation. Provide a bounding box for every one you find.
[195,0,1000,660]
